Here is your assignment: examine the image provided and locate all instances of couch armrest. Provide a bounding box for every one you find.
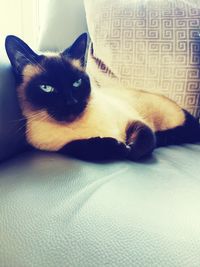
[0,49,27,162]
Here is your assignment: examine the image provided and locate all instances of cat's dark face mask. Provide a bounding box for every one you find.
[5,33,91,122]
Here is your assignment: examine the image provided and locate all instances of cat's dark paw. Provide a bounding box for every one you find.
[94,137,130,160]
[126,121,156,161]
[127,142,155,161]
[82,137,130,160]
[60,137,130,161]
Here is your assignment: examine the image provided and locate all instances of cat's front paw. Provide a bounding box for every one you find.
[61,137,130,161]
[96,137,130,159]
[126,121,156,161]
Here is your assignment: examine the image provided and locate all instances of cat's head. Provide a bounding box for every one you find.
[5,33,91,122]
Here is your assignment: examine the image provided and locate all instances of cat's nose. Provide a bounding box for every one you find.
[66,97,78,105]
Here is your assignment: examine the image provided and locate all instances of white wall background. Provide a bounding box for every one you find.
[0,0,47,48]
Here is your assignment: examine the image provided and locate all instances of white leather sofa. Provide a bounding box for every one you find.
[0,1,200,266]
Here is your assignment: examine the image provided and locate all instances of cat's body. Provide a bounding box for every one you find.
[5,33,200,161]
[22,84,184,150]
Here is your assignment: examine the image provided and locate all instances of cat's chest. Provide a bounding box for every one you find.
[26,91,137,151]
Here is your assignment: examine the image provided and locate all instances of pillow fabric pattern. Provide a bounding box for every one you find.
[85,0,200,117]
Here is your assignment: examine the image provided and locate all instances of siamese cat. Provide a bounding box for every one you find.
[5,33,200,161]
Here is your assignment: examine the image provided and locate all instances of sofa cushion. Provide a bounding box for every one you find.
[0,145,200,266]
[38,0,88,52]
[85,0,200,118]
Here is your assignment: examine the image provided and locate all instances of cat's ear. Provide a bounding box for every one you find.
[5,35,39,74]
[62,33,88,65]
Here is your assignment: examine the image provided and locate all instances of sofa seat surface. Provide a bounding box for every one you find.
[0,144,200,267]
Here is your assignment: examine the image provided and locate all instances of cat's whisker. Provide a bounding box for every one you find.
[19,74,37,78]
[15,123,27,135]
[25,115,49,136]
[15,117,47,135]
[26,113,46,120]
[14,112,49,134]
[26,116,48,124]
[9,117,27,123]
[14,112,47,122]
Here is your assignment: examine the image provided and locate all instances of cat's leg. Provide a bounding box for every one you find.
[59,137,130,161]
[126,121,156,161]
[155,110,200,147]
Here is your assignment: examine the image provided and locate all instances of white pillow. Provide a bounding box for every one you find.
[85,0,200,117]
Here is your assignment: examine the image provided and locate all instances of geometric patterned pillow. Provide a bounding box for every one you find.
[84,0,200,117]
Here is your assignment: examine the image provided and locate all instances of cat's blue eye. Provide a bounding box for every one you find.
[73,79,82,88]
[40,84,55,93]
